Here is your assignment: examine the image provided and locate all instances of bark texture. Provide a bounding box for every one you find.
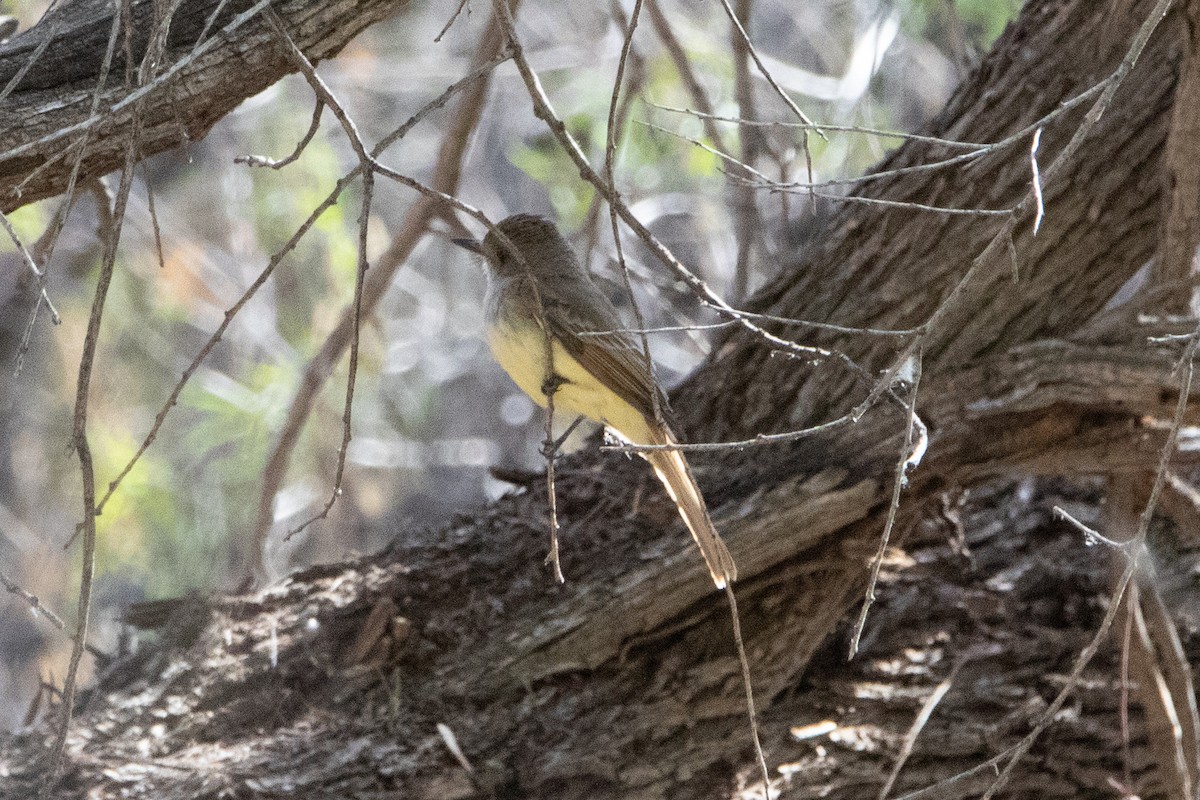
[0,0,409,211]
[2,0,1200,798]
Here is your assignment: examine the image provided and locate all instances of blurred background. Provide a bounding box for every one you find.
[0,0,1019,727]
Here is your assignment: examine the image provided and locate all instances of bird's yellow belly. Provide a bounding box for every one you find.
[486,321,652,443]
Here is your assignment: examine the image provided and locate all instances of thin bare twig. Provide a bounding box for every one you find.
[0,8,62,106]
[653,103,988,147]
[96,35,514,539]
[770,188,1011,217]
[26,5,121,222]
[852,0,1175,422]
[638,119,775,184]
[1054,505,1130,549]
[1120,580,1135,793]
[579,310,914,338]
[578,0,645,269]
[724,583,773,798]
[604,0,769,789]
[711,0,817,131]
[258,7,373,541]
[603,408,856,453]
[721,306,917,338]
[979,324,1196,798]
[900,321,1196,800]
[0,568,67,632]
[542,384,565,583]
[235,99,325,169]
[0,0,274,169]
[849,349,923,659]
[144,171,166,269]
[185,0,234,59]
[0,208,41,278]
[645,0,729,153]
[286,166,373,541]
[491,0,882,428]
[654,78,1103,193]
[43,1,186,792]
[1143,576,1200,790]
[249,6,517,577]
[729,0,763,302]
[879,668,957,800]
[435,0,473,42]
[649,117,1046,217]
[12,3,123,372]
[603,0,662,431]
[1123,575,1193,799]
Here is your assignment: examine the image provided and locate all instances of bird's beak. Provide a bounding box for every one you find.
[451,237,482,254]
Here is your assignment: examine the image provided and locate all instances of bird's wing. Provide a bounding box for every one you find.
[542,282,675,428]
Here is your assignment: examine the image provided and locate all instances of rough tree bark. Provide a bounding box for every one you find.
[0,0,409,211]
[1,0,1199,798]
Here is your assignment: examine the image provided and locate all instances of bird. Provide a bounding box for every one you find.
[459,213,737,589]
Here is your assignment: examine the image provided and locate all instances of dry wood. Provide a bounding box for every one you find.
[0,0,409,212]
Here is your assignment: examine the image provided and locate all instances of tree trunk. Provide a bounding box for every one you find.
[3,0,1199,798]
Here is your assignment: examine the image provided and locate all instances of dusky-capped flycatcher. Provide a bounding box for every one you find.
[458,214,736,589]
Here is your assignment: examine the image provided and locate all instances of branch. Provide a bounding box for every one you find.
[0,0,406,211]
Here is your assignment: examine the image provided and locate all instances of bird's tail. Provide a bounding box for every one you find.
[642,424,737,589]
